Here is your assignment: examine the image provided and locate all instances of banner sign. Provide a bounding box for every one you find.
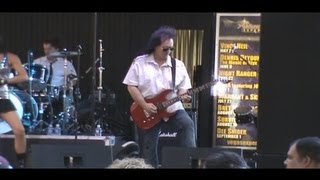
[213,13,261,149]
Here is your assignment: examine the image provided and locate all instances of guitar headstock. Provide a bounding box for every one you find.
[212,78,232,85]
[187,79,232,95]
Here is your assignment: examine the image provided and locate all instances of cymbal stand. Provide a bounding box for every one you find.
[75,46,82,102]
[90,12,97,134]
[27,49,35,133]
[30,101,49,134]
[71,45,82,140]
[27,50,47,134]
[96,39,105,127]
[27,50,33,102]
[62,49,69,135]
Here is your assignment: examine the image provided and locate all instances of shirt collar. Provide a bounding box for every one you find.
[146,54,172,67]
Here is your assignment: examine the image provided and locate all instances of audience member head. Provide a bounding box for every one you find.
[115,141,140,160]
[284,136,320,168]
[108,157,154,169]
[202,150,249,169]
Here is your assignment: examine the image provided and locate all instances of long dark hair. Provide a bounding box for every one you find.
[137,25,176,56]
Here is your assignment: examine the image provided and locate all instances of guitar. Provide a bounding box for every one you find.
[130,79,230,130]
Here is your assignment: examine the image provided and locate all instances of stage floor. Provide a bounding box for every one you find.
[0,134,107,140]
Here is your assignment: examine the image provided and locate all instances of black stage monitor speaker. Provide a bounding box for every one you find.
[161,147,243,168]
[158,110,197,164]
[0,135,114,168]
[30,143,110,168]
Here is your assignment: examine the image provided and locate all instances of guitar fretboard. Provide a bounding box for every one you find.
[156,81,217,110]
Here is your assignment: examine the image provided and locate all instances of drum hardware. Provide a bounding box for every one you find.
[87,40,112,135]
[47,49,81,135]
[26,50,44,134]
[70,45,82,138]
[97,40,104,103]
[29,101,50,134]
[85,40,112,135]
[61,49,70,135]
[25,50,51,134]
[67,74,78,88]
[93,40,106,131]
[46,85,62,101]
[27,49,33,95]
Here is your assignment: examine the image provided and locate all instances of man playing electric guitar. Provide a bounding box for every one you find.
[123,26,196,167]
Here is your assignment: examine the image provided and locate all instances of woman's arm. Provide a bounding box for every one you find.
[7,53,28,84]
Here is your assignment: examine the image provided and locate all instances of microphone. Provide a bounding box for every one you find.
[78,45,82,50]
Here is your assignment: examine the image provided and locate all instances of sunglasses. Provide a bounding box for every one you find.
[162,47,175,52]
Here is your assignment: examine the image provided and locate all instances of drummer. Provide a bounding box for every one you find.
[34,37,77,89]
[33,37,77,120]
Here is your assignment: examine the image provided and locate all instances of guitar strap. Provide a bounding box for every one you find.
[171,56,176,91]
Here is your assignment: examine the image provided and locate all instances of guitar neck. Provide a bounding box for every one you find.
[157,81,216,110]
[156,96,183,110]
[188,82,214,95]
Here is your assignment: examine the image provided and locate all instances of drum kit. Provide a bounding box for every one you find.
[0,50,82,135]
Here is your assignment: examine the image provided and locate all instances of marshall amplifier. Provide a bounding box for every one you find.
[158,109,197,164]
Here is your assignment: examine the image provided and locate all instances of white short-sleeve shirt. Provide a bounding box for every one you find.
[123,54,191,113]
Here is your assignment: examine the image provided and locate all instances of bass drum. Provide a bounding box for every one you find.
[0,89,38,134]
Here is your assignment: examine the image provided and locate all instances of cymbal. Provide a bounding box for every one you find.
[48,51,82,57]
